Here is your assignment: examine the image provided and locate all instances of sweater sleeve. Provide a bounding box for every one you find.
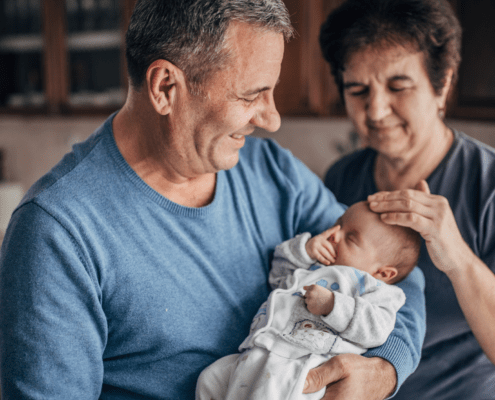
[363,267,426,396]
[321,272,406,348]
[0,202,106,399]
[268,232,315,289]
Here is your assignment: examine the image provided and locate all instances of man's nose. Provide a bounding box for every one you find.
[251,93,281,133]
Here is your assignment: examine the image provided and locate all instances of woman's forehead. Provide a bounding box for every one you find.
[344,44,424,76]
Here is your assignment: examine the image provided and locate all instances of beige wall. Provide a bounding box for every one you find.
[0,115,494,192]
[254,117,495,178]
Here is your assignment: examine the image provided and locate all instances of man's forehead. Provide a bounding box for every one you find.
[210,23,284,96]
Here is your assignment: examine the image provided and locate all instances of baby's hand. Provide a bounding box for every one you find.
[303,284,335,316]
[305,226,339,265]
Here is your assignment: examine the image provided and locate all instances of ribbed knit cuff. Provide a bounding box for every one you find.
[364,334,414,398]
[291,232,316,266]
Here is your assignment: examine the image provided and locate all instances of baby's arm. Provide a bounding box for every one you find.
[270,228,338,289]
[303,284,335,316]
[269,233,316,289]
[322,271,406,348]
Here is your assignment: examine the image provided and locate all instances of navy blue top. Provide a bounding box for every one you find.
[325,129,495,400]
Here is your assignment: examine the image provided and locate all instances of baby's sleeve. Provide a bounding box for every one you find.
[269,233,316,289]
[321,268,405,348]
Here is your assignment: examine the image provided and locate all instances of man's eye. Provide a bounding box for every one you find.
[241,96,258,104]
[389,86,406,92]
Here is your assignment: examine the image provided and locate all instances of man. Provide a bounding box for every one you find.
[0,1,425,399]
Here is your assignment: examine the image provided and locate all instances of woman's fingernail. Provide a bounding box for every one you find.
[369,201,377,207]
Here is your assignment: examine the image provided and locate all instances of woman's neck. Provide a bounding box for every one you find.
[374,124,454,192]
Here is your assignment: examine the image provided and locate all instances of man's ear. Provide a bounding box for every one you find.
[146,59,183,115]
[373,266,398,283]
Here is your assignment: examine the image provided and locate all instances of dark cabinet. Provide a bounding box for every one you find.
[0,0,493,120]
[0,0,137,114]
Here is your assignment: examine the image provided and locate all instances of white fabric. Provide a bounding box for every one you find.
[196,233,405,400]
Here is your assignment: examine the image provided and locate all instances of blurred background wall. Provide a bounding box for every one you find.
[0,0,494,238]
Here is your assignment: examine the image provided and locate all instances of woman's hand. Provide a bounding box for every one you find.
[367,180,471,275]
[303,354,396,399]
[368,180,495,365]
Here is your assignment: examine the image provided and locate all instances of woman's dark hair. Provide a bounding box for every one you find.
[125,0,293,94]
[319,0,462,100]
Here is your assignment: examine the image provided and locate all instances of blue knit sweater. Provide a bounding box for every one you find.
[0,115,425,399]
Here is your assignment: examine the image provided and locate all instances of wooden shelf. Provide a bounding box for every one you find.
[0,34,43,52]
[0,0,493,120]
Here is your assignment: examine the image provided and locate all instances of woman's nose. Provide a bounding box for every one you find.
[366,88,392,122]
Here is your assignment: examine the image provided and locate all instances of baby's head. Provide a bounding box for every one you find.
[329,201,421,284]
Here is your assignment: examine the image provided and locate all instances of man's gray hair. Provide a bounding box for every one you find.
[125,0,294,94]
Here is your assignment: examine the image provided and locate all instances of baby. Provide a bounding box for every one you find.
[196,201,421,400]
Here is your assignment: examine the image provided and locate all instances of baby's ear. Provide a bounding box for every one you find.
[374,266,398,283]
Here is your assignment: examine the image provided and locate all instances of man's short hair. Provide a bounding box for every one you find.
[125,0,294,94]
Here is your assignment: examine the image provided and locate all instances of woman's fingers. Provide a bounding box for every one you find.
[378,209,433,237]
[368,198,436,227]
[368,187,467,273]
[368,188,434,208]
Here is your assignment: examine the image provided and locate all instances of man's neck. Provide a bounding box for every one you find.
[112,102,217,208]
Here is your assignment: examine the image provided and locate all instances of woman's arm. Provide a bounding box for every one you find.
[368,180,495,365]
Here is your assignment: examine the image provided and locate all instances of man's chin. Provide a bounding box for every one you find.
[212,153,241,172]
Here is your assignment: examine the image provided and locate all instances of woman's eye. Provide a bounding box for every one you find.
[349,88,368,97]
[389,86,406,92]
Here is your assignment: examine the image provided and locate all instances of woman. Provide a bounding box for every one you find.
[320,0,495,399]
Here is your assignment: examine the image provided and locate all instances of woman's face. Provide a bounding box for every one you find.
[342,44,450,161]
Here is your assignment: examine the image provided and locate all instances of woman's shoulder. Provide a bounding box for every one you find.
[455,130,495,160]
[432,129,495,216]
[449,130,495,179]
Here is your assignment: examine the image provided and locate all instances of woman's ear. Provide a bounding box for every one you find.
[373,266,398,283]
[146,59,183,115]
[438,68,454,109]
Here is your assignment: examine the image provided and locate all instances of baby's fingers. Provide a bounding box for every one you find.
[321,240,336,258]
[315,249,334,265]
